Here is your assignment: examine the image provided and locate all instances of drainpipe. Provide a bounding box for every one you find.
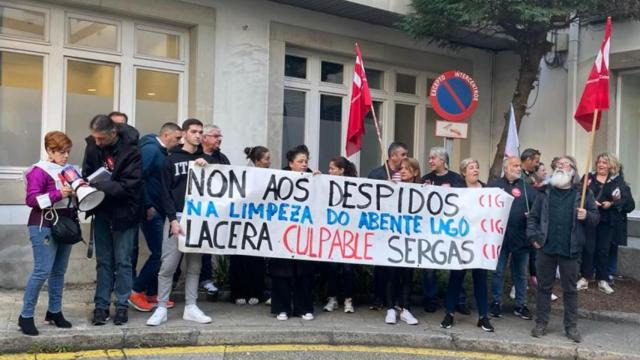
[566,17,580,156]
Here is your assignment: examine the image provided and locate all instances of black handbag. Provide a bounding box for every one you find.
[51,200,84,245]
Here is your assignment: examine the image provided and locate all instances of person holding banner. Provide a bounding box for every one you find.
[488,156,536,320]
[146,119,213,326]
[19,131,75,336]
[323,156,358,313]
[367,142,408,311]
[421,147,468,314]
[383,157,421,325]
[440,158,494,332]
[270,145,316,321]
[528,156,599,343]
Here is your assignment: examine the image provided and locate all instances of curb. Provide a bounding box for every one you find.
[2,326,639,360]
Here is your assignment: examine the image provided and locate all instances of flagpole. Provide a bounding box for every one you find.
[369,104,391,180]
[580,109,599,209]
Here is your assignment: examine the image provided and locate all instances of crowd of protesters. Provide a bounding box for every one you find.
[19,114,635,343]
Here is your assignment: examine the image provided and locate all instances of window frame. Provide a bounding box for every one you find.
[133,23,186,64]
[0,1,50,44]
[132,65,186,131]
[64,11,122,55]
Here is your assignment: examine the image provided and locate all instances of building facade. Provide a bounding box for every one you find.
[0,0,636,287]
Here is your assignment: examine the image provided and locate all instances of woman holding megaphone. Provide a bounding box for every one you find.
[19,131,76,336]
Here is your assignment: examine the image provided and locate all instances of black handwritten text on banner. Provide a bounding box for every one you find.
[178,164,513,270]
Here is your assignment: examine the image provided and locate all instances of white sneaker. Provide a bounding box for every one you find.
[577,277,589,291]
[183,304,212,324]
[323,297,338,312]
[301,313,314,321]
[344,298,354,313]
[385,309,397,324]
[551,293,559,301]
[248,297,260,305]
[598,280,614,295]
[146,306,167,326]
[400,309,419,325]
[201,281,218,295]
[509,285,516,300]
[276,312,288,321]
[265,298,271,305]
[235,298,247,305]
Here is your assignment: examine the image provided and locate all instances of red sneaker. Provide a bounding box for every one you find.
[146,295,175,309]
[128,291,154,312]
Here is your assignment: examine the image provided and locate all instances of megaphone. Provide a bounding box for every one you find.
[60,166,105,212]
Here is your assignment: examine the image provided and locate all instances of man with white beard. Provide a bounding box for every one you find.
[527,156,599,343]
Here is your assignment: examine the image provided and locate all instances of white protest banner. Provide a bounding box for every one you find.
[178,164,513,270]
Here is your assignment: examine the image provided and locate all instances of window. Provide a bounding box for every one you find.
[136,27,181,60]
[360,101,382,175]
[396,73,416,94]
[285,55,306,79]
[67,16,118,51]
[319,94,343,172]
[0,5,46,40]
[321,61,343,84]
[135,69,180,136]
[282,89,306,166]
[0,51,43,167]
[394,103,416,156]
[425,107,443,156]
[65,59,117,165]
[618,72,640,199]
[367,69,384,90]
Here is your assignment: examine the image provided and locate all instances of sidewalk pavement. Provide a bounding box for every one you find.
[1,288,639,360]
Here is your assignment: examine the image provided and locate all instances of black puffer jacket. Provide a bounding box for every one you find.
[488,177,537,254]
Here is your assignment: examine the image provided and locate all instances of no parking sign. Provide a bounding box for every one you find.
[430,71,479,122]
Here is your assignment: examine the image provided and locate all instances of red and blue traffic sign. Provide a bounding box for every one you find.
[429,70,479,122]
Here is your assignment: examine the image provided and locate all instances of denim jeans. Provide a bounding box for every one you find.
[93,214,136,310]
[491,248,529,307]
[445,269,488,317]
[608,243,619,278]
[422,270,467,307]
[133,212,164,295]
[21,226,72,318]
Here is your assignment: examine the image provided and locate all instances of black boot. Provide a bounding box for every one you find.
[45,311,72,328]
[18,315,39,336]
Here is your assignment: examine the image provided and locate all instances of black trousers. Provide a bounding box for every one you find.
[535,250,579,330]
[270,275,313,316]
[372,265,388,306]
[230,255,265,300]
[594,222,614,281]
[325,263,355,299]
[385,266,413,310]
[579,227,597,279]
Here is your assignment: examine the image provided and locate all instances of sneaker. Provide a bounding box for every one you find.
[248,298,260,305]
[490,302,502,318]
[385,309,397,324]
[440,313,454,329]
[92,308,109,326]
[509,285,516,300]
[323,297,338,312]
[576,277,589,291]
[146,295,175,309]
[400,309,418,325]
[18,315,38,336]
[565,327,582,343]
[113,308,128,325]
[551,293,559,301]
[455,303,471,315]
[531,323,547,338]
[276,312,288,321]
[598,280,614,295]
[146,307,167,326]
[301,313,314,321]
[369,303,384,311]
[344,298,354,313]
[514,305,532,320]
[265,298,271,305]
[235,298,247,305]
[201,280,219,295]
[128,291,154,312]
[423,302,439,313]
[477,317,494,332]
[183,304,212,324]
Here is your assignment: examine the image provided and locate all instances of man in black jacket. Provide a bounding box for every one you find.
[528,156,599,343]
[82,115,143,326]
[488,156,536,320]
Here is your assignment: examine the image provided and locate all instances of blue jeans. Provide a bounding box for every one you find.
[94,215,136,310]
[21,226,72,318]
[608,243,619,278]
[492,248,529,307]
[422,270,467,307]
[445,269,488,317]
[133,212,164,295]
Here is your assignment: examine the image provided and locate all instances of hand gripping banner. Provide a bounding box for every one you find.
[178,164,513,270]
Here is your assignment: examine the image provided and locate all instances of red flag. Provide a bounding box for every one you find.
[345,43,372,156]
[574,17,611,132]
